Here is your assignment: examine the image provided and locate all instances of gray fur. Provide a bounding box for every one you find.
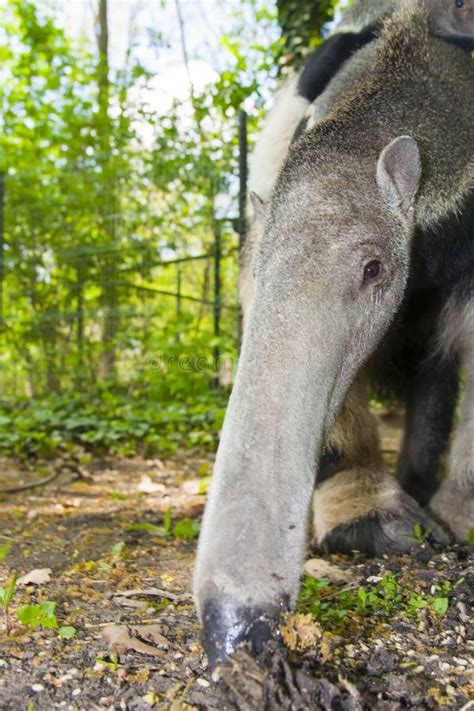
[244,0,474,313]
[336,0,399,32]
[194,9,474,659]
[423,0,474,42]
[376,136,421,218]
[431,297,474,539]
[338,0,474,41]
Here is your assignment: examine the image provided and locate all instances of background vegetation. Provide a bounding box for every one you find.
[0,0,341,460]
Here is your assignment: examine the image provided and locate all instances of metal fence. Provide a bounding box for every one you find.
[0,112,249,396]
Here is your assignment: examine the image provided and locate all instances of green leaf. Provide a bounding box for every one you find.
[96,651,119,671]
[432,597,449,615]
[0,574,18,610]
[111,541,125,558]
[163,508,172,535]
[198,476,211,494]
[172,518,201,540]
[0,542,11,562]
[17,601,58,629]
[466,529,474,545]
[58,625,77,639]
[126,522,167,536]
[109,492,127,501]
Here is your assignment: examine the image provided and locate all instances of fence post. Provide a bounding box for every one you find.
[213,218,222,372]
[237,111,248,346]
[238,110,248,254]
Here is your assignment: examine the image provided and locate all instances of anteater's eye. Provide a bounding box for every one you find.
[363,260,383,284]
[455,0,465,9]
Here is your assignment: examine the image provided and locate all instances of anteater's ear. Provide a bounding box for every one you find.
[250,192,268,226]
[376,135,421,220]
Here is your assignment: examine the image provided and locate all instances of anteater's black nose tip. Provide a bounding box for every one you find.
[201,596,282,668]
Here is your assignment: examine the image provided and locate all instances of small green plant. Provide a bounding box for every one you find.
[127,522,169,536]
[96,651,119,672]
[0,542,11,562]
[0,574,18,634]
[172,518,201,540]
[163,508,172,536]
[58,626,77,639]
[17,601,58,630]
[127,509,200,540]
[405,524,432,545]
[111,541,125,558]
[108,492,127,501]
[299,571,451,630]
[432,597,449,615]
[467,529,474,545]
[198,476,212,494]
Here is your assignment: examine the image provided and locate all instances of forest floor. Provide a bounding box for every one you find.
[0,411,472,711]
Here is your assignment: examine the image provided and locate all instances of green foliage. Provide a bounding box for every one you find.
[0,574,18,613]
[16,601,58,629]
[405,524,432,545]
[172,518,201,540]
[0,573,17,634]
[96,651,119,672]
[0,386,227,459]
[127,509,200,540]
[276,0,339,66]
[467,529,474,544]
[163,508,172,536]
[0,542,11,562]
[111,541,125,558]
[58,625,77,639]
[432,597,449,615]
[198,476,212,494]
[299,573,452,629]
[0,0,276,401]
[0,0,342,460]
[127,522,168,536]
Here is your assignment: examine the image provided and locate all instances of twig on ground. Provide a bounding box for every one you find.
[115,587,192,602]
[0,461,87,494]
[0,470,62,494]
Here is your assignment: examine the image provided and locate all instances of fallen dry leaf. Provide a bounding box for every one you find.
[304,558,351,583]
[128,624,170,650]
[281,613,322,652]
[181,480,201,495]
[17,568,52,586]
[113,596,148,610]
[116,587,192,602]
[137,475,166,494]
[101,624,167,658]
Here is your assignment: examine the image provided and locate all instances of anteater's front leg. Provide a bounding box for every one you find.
[431,294,474,541]
[397,348,460,507]
[313,379,448,555]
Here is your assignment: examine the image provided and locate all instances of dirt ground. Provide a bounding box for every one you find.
[0,412,472,711]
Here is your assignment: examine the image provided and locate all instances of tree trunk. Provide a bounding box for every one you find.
[97,0,119,378]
